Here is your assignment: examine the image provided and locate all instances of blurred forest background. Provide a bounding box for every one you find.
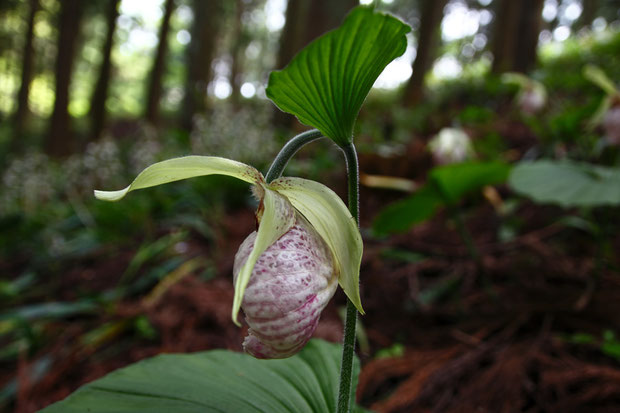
[2,0,620,412]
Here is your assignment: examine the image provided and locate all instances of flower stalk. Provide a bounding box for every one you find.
[265,129,324,183]
[337,142,360,413]
[266,135,362,412]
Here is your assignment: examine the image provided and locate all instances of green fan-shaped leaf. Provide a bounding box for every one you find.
[266,6,410,146]
[509,160,620,208]
[40,339,363,413]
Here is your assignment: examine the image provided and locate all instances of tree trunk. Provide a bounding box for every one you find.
[145,0,175,124]
[275,0,309,72]
[46,0,83,157]
[491,0,543,74]
[576,0,598,30]
[180,0,223,131]
[273,0,357,127]
[490,0,520,73]
[89,0,120,139]
[303,0,357,48]
[513,0,544,73]
[12,0,38,146]
[229,0,243,107]
[401,0,447,108]
[276,0,357,70]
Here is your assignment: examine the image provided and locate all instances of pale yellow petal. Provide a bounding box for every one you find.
[231,186,296,325]
[269,177,364,314]
[94,156,263,201]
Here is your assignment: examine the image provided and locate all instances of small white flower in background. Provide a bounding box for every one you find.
[94,156,363,359]
[517,85,547,115]
[502,72,547,115]
[428,127,475,165]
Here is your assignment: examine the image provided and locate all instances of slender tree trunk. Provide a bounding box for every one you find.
[402,0,447,108]
[229,0,243,107]
[275,0,308,71]
[513,0,544,73]
[303,0,357,47]
[89,0,120,139]
[145,0,175,124]
[12,0,38,146]
[491,0,543,74]
[576,0,598,30]
[276,0,357,71]
[180,0,223,131]
[490,0,520,73]
[46,0,83,157]
[0,5,7,65]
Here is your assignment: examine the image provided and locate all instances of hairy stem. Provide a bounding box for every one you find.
[266,133,361,411]
[265,129,323,183]
[337,142,360,413]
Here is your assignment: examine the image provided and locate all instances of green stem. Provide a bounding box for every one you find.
[265,129,323,183]
[266,133,361,411]
[337,142,359,413]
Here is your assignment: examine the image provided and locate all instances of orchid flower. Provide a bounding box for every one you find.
[94,156,363,358]
[502,72,547,115]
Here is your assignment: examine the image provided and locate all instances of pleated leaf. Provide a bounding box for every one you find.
[40,339,363,413]
[266,6,410,146]
[270,177,364,314]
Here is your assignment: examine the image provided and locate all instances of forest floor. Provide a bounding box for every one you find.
[4,125,620,413]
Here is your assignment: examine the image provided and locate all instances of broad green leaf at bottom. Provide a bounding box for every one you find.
[39,339,362,413]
